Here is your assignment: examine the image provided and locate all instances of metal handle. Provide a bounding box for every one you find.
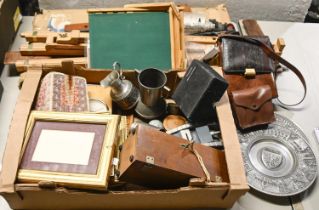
[113,61,124,80]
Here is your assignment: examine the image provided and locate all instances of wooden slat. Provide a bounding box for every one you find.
[168,7,176,69]
[87,8,148,13]
[242,19,264,36]
[4,51,50,65]
[21,31,88,44]
[15,57,87,72]
[45,35,54,44]
[170,2,181,20]
[20,43,86,56]
[185,35,218,44]
[179,11,186,69]
[173,11,180,69]
[64,23,89,32]
[124,2,181,20]
[277,38,286,51]
[214,67,249,189]
[242,19,285,55]
[177,4,192,12]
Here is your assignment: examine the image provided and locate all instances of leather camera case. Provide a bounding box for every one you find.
[231,85,275,129]
[172,60,228,122]
[119,125,229,188]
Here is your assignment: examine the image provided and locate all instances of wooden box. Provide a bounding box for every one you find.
[88,3,185,70]
[119,124,229,188]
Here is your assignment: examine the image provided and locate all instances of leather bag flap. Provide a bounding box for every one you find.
[232,85,272,110]
[220,36,275,73]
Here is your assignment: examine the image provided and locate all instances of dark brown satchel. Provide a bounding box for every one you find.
[218,35,307,129]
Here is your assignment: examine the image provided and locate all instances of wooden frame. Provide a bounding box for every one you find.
[123,2,185,69]
[17,111,120,190]
[87,2,185,70]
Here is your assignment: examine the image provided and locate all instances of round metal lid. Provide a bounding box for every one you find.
[89,99,108,112]
[239,113,318,196]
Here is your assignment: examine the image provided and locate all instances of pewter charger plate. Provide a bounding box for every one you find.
[238,113,317,196]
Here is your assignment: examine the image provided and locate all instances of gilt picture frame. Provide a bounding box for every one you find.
[17,111,120,190]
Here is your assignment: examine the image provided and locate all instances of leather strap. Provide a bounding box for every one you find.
[218,35,307,107]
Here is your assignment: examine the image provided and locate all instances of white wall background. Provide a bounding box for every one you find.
[39,0,312,22]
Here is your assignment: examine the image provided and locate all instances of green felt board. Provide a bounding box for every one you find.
[89,12,172,71]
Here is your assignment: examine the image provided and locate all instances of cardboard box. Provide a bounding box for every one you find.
[0,0,21,71]
[0,5,248,209]
[0,66,248,209]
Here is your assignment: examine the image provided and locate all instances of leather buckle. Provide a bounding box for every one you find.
[244,68,256,78]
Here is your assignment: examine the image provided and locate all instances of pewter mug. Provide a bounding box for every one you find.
[137,68,167,107]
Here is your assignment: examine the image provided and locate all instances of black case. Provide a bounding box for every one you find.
[172,60,228,122]
[220,36,275,73]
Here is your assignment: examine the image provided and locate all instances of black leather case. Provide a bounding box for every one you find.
[172,60,228,122]
[220,36,275,73]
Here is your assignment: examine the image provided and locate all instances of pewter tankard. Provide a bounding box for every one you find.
[138,68,167,106]
[135,68,167,119]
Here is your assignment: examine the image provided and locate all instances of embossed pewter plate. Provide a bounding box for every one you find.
[239,113,317,196]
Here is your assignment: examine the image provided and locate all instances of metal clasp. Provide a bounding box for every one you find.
[146,156,154,165]
[244,68,256,78]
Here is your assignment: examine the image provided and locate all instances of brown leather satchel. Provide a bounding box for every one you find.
[218,35,307,129]
[224,73,278,98]
[232,85,274,129]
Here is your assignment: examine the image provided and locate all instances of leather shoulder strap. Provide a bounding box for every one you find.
[218,35,307,107]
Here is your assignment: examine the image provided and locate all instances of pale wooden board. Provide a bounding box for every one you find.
[191,4,231,24]
[15,57,87,72]
[214,67,248,190]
